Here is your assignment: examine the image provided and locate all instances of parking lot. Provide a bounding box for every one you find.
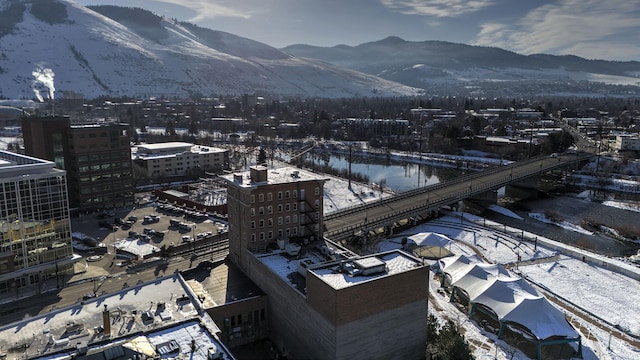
[72,201,228,263]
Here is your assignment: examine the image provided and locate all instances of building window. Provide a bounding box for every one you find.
[315,199,320,208]
[259,220,264,228]
[315,187,319,195]
[251,221,255,229]
[250,208,255,216]
[285,191,290,199]
[259,194,264,202]
[278,191,282,200]
[268,206,273,214]
[267,193,273,201]
[293,190,297,198]
[278,204,283,213]
[293,215,297,223]
[285,203,290,212]
[259,207,264,215]
[293,203,297,211]
[278,217,283,225]
[260,233,265,240]
[268,218,273,226]
[251,234,256,242]
[268,231,273,239]
[285,216,290,224]
[250,195,255,203]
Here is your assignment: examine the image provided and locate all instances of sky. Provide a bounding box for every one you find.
[73,0,640,61]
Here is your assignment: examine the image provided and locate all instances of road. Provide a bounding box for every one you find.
[324,152,592,241]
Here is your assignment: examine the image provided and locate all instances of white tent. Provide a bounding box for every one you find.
[440,255,581,358]
[502,296,580,341]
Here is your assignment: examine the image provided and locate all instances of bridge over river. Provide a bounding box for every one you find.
[323,152,593,243]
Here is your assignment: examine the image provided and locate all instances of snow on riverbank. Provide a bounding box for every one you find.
[375,210,640,360]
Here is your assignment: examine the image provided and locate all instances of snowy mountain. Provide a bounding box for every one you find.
[282,36,640,97]
[0,1,420,100]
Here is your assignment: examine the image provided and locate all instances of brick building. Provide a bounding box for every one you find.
[21,116,134,213]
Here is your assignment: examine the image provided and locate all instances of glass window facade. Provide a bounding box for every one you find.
[0,151,74,300]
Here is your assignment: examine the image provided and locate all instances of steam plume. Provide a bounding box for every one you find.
[32,66,56,102]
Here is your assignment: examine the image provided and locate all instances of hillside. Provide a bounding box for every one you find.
[283,36,640,97]
[0,1,420,100]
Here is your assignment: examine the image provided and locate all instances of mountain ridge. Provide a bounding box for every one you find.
[282,36,640,96]
[0,0,419,100]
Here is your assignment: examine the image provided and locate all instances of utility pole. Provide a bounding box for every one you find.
[348,143,352,189]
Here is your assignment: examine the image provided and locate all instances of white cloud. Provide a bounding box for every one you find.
[472,0,640,60]
[379,0,496,17]
[154,0,255,21]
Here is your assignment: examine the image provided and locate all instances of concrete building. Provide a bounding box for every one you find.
[614,135,640,152]
[222,166,429,359]
[132,142,229,180]
[21,116,134,213]
[0,151,76,303]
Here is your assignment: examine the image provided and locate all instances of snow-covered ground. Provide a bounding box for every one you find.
[375,209,640,360]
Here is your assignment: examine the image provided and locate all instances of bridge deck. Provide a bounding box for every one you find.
[324,153,592,242]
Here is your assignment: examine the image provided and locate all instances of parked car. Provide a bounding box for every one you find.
[143,215,160,224]
[127,216,138,222]
[182,235,193,243]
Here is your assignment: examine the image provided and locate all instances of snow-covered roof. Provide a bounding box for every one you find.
[310,251,422,290]
[221,166,328,188]
[114,238,160,258]
[0,275,231,359]
[442,258,579,341]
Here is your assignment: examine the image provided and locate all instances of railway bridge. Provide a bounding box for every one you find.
[323,152,593,243]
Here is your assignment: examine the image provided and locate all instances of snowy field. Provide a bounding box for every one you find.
[376,209,640,360]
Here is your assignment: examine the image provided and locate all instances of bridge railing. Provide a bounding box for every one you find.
[325,153,593,240]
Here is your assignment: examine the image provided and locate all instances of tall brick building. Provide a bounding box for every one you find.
[223,166,326,268]
[22,116,134,213]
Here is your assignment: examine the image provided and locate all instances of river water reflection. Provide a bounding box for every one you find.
[318,154,464,192]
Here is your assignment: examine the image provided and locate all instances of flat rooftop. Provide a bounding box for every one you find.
[181,260,264,307]
[257,246,423,293]
[0,274,231,360]
[310,251,424,290]
[221,166,329,188]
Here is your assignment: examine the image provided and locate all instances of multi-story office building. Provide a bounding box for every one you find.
[21,116,134,213]
[0,151,76,301]
[132,142,229,180]
[222,166,429,359]
[64,123,133,213]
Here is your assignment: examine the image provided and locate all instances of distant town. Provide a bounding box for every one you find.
[0,94,639,360]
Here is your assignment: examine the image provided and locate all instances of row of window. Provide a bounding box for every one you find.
[224,308,266,328]
[250,226,300,242]
[78,163,131,173]
[250,200,320,217]
[75,152,130,162]
[249,187,320,204]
